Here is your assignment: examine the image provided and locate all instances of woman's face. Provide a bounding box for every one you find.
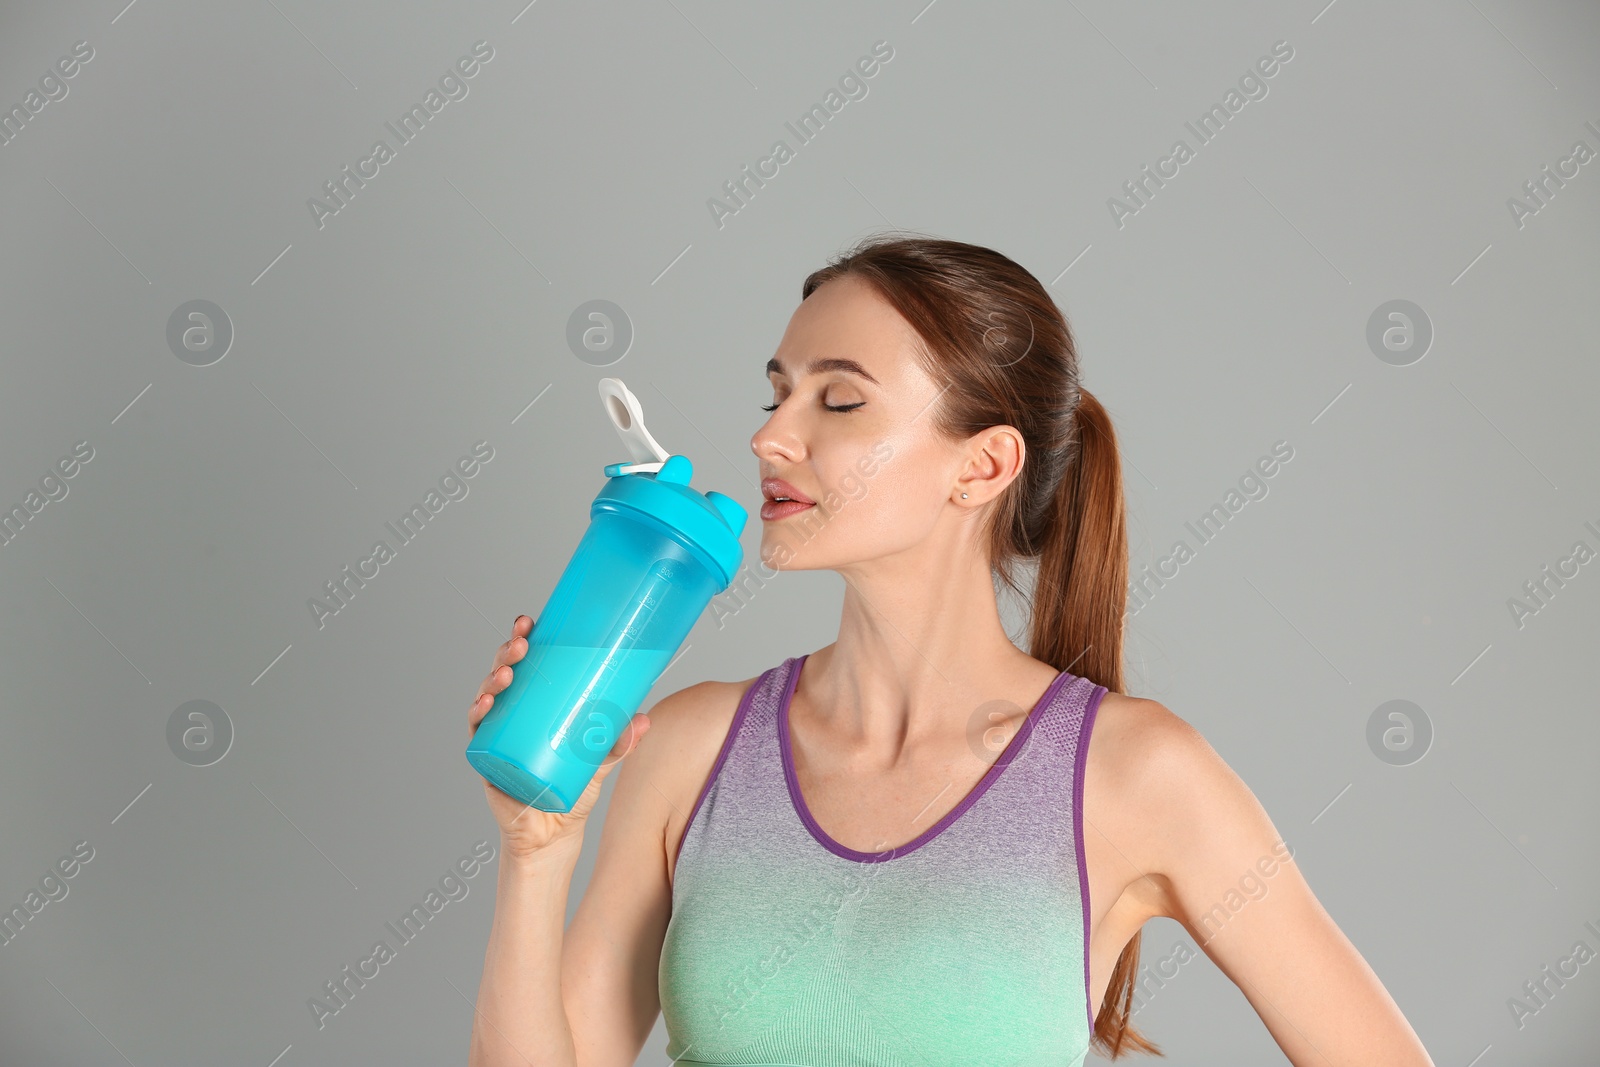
[749,274,973,573]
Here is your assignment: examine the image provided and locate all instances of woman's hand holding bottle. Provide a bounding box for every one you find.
[467,615,652,859]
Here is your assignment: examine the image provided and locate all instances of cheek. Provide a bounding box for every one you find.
[823,454,944,540]
[857,431,949,511]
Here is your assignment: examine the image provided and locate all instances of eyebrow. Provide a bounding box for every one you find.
[765,356,880,386]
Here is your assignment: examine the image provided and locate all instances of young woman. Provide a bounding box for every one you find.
[465,236,1435,1066]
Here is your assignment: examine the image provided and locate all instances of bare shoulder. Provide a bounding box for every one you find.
[635,675,758,770]
[624,674,761,885]
[1085,690,1287,920]
[1085,689,1211,792]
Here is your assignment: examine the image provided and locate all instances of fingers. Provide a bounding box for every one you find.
[494,616,535,672]
[468,690,494,732]
[468,616,535,734]
[494,615,532,656]
[505,614,532,661]
[494,635,527,673]
[469,659,516,726]
[485,617,534,689]
[485,658,516,694]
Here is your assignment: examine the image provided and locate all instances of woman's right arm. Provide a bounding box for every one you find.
[469,834,588,1067]
[464,615,713,1067]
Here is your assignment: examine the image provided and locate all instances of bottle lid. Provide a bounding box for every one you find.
[599,378,670,475]
[594,378,748,588]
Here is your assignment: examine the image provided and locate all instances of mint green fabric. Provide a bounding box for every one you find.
[658,655,1106,1066]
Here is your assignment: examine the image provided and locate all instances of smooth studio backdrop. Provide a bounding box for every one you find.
[1,1,1596,1064]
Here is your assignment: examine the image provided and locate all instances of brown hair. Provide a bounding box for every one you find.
[801,232,1156,1059]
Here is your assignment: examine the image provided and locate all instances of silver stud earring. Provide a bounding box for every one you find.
[960,492,969,499]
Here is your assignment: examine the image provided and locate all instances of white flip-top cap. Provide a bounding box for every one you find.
[598,378,670,474]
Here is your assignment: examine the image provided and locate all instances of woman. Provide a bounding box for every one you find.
[465,235,1435,1066]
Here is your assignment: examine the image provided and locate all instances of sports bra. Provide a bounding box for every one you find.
[658,652,1107,1066]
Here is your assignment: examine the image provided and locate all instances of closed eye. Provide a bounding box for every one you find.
[760,400,865,413]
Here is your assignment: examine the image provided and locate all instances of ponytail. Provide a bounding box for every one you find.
[1028,387,1127,692]
[1029,387,1160,1058]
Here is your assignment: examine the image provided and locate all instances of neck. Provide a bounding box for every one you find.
[801,536,1033,751]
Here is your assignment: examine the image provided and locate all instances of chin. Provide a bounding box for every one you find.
[758,535,818,572]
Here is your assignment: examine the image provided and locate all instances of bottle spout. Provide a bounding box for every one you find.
[598,378,670,475]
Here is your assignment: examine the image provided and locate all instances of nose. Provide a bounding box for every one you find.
[751,408,803,466]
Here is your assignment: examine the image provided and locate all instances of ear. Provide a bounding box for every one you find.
[953,425,1024,505]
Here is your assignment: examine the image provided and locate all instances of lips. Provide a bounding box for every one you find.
[761,477,816,521]
[761,478,815,505]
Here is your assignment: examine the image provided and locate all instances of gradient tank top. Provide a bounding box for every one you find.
[658,653,1108,1067]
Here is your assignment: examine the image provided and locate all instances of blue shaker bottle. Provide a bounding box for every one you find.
[465,378,747,812]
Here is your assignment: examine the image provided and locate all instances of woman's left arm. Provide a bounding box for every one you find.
[1117,702,1435,1066]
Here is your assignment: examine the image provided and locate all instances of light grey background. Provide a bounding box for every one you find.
[1,0,1596,1064]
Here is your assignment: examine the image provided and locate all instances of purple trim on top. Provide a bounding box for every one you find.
[780,653,1076,864]
[1074,683,1108,1036]
[672,668,769,885]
